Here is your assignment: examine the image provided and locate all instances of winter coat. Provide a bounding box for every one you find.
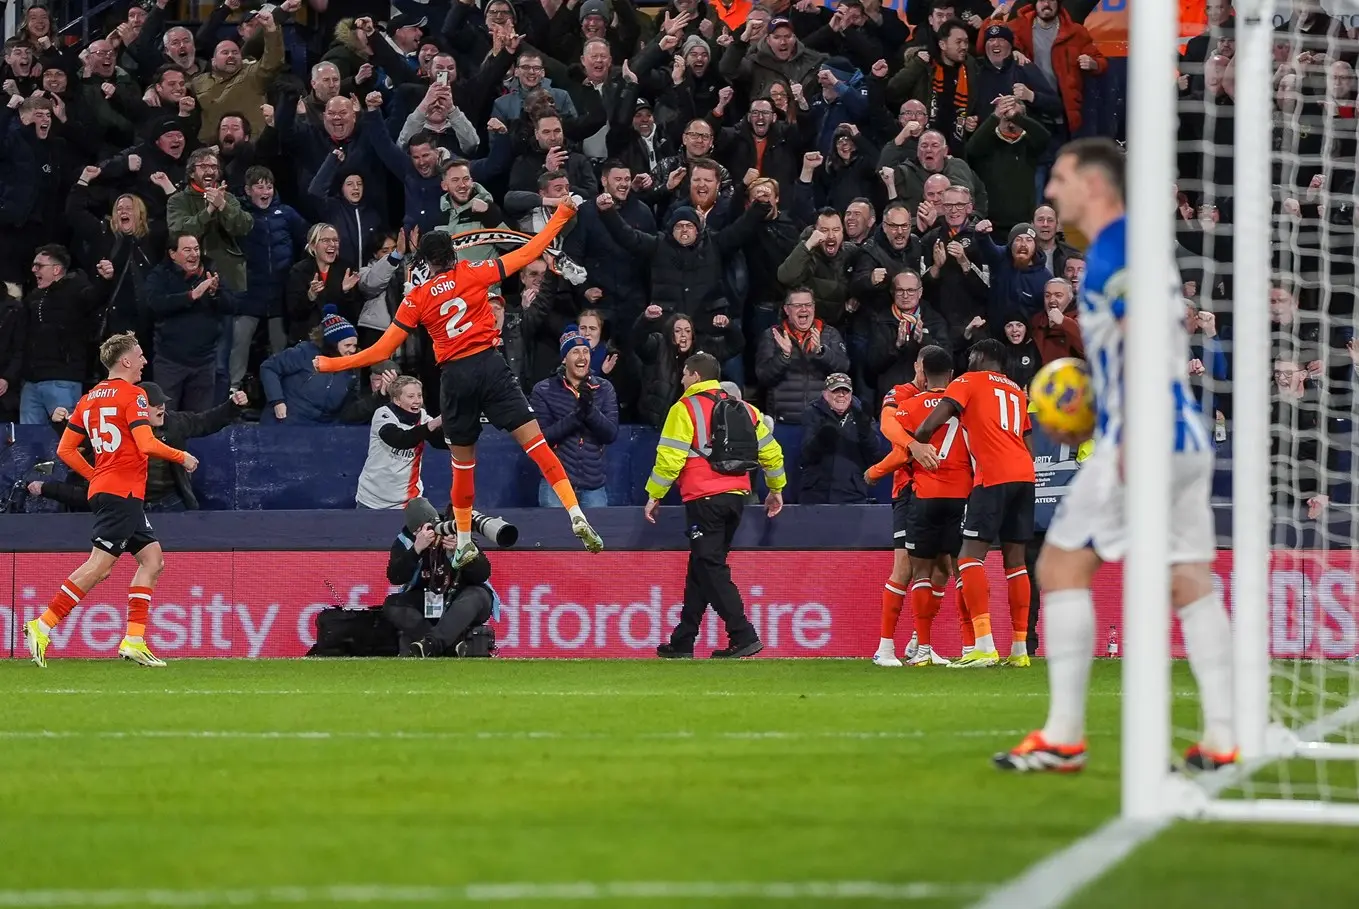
[971,236,1054,324]
[1002,331,1042,391]
[775,229,858,327]
[529,371,620,492]
[601,201,768,329]
[141,259,226,367]
[190,26,285,142]
[805,140,883,214]
[885,54,984,154]
[285,259,366,344]
[438,183,509,265]
[1008,7,1107,134]
[864,303,951,404]
[893,155,988,218]
[713,120,803,211]
[239,200,309,318]
[519,275,584,388]
[78,68,144,152]
[971,54,1063,127]
[1030,305,1084,364]
[17,274,101,384]
[491,78,578,124]
[506,145,599,198]
[356,253,403,333]
[562,196,655,321]
[95,141,188,223]
[63,183,162,338]
[798,396,881,504]
[166,187,253,294]
[0,292,21,418]
[307,150,385,270]
[260,340,360,425]
[144,399,242,508]
[278,103,386,220]
[739,209,803,305]
[806,83,871,156]
[850,232,927,312]
[964,115,1052,233]
[718,33,827,101]
[920,220,992,351]
[632,314,744,429]
[754,321,851,423]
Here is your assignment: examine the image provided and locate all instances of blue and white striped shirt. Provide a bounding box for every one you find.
[1079,216,1212,453]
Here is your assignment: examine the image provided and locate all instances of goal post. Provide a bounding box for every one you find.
[1125,0,1359,825]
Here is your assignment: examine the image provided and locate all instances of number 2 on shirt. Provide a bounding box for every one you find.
[993,389,1022,436]
[441,297,470,338]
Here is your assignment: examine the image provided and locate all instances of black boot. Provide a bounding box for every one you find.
[711,638,763,659]
[409,636,440,658]
[656,642,694,659]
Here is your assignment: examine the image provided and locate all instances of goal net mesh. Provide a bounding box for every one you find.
[1175,4,1359,805]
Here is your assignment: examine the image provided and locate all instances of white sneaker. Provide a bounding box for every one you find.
[907,647,952,666]
[902,631,919,661]
[872,650,903,667]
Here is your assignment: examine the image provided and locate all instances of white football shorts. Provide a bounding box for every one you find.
[1045,446,1216,565]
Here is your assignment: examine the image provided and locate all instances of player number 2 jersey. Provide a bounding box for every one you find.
[69,379,152,499]
[897,389,973,499]
[943,371,1036,487]
[395,258,506,363]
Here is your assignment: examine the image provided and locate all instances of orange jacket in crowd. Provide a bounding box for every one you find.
[1008,6,1108,135]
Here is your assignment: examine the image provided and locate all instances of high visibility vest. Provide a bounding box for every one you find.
[676,391,755,502]
[709,0,752,32]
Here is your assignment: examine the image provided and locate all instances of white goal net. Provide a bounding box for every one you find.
[1136,0,1359,822]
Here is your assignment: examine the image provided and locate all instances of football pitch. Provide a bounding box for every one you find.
[1,659,1356,908]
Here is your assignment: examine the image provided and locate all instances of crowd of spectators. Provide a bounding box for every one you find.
[0,0,1350,511]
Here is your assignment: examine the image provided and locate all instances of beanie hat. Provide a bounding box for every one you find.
[482,0,517,20]
[682,35,710,57]
[983,23,1014,45]
[667,205,699,229]
[579,0,608,23]
[559,324,591,360]
[151,118,185,142]
[822,56,856,84]
[404,496,439,534]
[320,304,357,345]
[1008,222,1037,246]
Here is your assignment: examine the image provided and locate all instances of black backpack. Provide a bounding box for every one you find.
[308,608,400,657]
[690,391,760,476]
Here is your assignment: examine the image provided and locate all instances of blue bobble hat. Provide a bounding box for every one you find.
[320,304,357,345]
[559,324,591,360]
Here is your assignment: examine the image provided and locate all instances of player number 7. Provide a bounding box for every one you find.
[937,416,960,458]
[993,389,1022,436]
[440,296,470,338]
[83,406,123,453]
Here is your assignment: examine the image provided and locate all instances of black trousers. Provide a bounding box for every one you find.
[382,585,493,655]
[669,494,757,650]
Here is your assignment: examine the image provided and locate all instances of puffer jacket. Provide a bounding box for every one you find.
[850,231,927,312]
[307,149,384,270]
[775,229,858,328]
[754,321,851,423]
[529,371,620,492]
[632,313,744,429]
[260,340,360,425]
[562,195,654,319]
[239,200,309,318]
[601,201,767,329]
[971,235,1053,324]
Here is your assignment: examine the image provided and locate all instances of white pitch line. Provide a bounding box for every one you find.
[965,816,1170,909]
[0,728,1043,743]
[0,880,993,906]
[6,687,1199,699]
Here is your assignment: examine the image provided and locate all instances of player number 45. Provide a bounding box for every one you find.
[83,406,123,453]
[440,296,471,338]
[993,389,1023,436]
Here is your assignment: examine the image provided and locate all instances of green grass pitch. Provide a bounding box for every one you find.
[1,659,1357,908]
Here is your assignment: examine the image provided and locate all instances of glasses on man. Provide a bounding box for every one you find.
[893,285,922,296]
[941,202,968,210]
[683,130,713,140]
[32,261,57,270]
[883,220,911,230]
[517,64,544,72]
[749,109,773,117]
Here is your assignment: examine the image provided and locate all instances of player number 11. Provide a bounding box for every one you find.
[993,389,1022,436]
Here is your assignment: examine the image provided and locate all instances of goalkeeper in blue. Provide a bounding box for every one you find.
[994,138,1237,774]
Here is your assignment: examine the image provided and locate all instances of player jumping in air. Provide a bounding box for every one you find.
[23,333,200,668]
[908,338,1037,669]
[315,201,603,566]
[994,138,1235,773]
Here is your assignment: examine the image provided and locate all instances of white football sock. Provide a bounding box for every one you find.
[568,504,585,521]
[456,529,473,547]
[1040,589,1096,745]
[124,636,143,644]
[37,618,53,634]
[876,637,895,654]
[1178,592,1236,754]
[1011,640,1028,657]
[975,633,995,653]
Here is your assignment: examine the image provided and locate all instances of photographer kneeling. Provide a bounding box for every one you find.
[384,497,498,658]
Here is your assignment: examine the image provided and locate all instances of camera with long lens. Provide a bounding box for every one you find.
[433,510,518,548]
